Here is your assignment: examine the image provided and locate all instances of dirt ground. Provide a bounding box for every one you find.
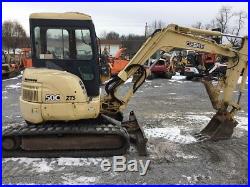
[2,74,248,184]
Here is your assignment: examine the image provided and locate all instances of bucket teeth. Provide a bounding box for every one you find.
[194,111,238,142]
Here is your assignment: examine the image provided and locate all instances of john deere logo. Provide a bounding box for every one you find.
[186,41,205,49]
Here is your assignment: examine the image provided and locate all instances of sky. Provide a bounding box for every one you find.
[2,2,248,36]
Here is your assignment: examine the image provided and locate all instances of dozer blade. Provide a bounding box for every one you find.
[122,111,148,156]
[194,111,238,142]
[102,111,148,156]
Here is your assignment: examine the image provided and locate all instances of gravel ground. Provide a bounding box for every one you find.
[2,74,248,184]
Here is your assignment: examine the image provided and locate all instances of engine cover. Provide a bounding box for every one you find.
[20,68,100,124]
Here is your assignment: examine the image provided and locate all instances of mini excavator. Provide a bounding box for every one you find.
[2,12,248,157]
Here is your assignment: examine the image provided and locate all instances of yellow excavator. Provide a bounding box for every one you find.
[2,12,248,157]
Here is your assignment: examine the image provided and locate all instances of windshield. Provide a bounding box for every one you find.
[34,27,93,60]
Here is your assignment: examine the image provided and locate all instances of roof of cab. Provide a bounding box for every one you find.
[30,12,92,21]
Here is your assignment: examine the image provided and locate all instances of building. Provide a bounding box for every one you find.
[100,39,122,57]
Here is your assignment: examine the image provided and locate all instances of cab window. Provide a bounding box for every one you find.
[75,29,93,60]
[46,29,69,59]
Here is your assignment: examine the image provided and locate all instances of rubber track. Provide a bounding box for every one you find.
[3,122,130,158]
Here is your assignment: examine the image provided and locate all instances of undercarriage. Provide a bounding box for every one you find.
[3,112,147,158]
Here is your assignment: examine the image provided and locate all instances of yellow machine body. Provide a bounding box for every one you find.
[20,68,100,124]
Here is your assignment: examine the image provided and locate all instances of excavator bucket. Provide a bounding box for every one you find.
[194,111,238,141]
[122,111,148,156]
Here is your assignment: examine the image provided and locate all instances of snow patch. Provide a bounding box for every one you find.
[172,75,186,80]
[144,127,197,144]
[176,152,198,159]
[57,158,103,166]
[236,116,248,131]
[168,74,187,83]
[168,93,176,95]
[4,158,54,173]
[152,113,176,119]
[182,174,211,184]
[185,115,211,123]
[6,83,21,89]
[169,79,184,83]
[61,174,98,184]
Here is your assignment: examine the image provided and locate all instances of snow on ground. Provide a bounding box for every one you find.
[176,152,198,159]
[169,73,186,83]
[144,127,197,144]
[146,112,248,144]
[57,158,103,166]
[3,157,104,173]
[151,113,177,119]
[6,83,21,89]
[61,174,99,184]
[185,115,211,123]
[3,158,54,173]
[181,174,211,184]
[169,79,185,84]
[171,75,186,80]
[235,116,248,131]
[152,112,212,121]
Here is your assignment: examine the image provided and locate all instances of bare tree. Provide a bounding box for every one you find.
[192,22,203,29]
[2,20,29,53]
[106,31,120,40]
[146,20,166,37]
[193,6,247,46]
[2,21,13,53]
[99,31,107,39]
[204,19,217,30]
[121,34,145,57]
[227,11,247,46]
[215,6,233,33]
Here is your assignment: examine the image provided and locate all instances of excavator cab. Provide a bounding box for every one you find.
[29,13,100,96]
[2,12,147,158]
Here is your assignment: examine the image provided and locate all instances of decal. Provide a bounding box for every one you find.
[186,41,205,49]
[66,96,76,101]
[45,94,60,101]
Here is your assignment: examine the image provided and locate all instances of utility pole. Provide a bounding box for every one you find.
[144,22,148,38]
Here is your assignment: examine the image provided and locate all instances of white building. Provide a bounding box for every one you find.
[100,39,122,57]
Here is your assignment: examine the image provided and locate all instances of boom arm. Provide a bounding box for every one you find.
[117,24,236,81]
[102,24,248,120]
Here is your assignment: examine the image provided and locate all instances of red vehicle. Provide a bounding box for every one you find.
[184,52,217,80]
[147,58,175,79]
